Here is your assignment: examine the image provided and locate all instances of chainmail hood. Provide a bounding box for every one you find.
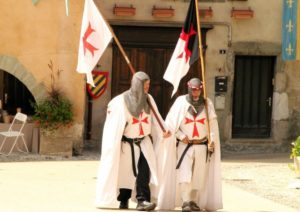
[186,78,204,115]
[124,71,150,117]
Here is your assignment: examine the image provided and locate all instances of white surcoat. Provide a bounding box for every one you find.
[156,95,223,211]
[118,110,152,189]
[95,94,165,208]
[176,109,209,189]
[123,111,151,138]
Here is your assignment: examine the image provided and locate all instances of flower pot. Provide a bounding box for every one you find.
[3,115,10,123]
[39,129,73,158]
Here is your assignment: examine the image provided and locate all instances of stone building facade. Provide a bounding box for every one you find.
[0,0,299,154]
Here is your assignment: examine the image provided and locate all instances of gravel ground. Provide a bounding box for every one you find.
[0,149,100,162]
[222,153,300,210]
[1,151,299,210]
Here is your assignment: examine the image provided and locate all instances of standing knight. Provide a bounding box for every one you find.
[157,78,222,212]
[95,71,170,211]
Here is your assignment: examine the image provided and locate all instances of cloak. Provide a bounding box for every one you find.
[95,94,164,208]
[156,95,223,211]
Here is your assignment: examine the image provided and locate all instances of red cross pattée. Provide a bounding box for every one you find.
[185,116,206,138]
[83,22,98,56]
[132,112,149,136]
[176,24,197,63]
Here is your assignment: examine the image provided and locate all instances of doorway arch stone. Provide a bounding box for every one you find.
[0,55,47,102]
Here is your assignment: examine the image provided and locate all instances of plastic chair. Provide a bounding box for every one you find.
[0,112,29,156]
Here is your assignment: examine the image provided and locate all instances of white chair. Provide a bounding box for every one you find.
[0,112,29,156]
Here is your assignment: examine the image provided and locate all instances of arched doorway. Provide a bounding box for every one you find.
[0,55,47,116]
[0,70,36,115]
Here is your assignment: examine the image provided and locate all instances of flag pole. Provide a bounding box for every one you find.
[101,15,166,133]
[194,0,212,146]
[106,25,135,75]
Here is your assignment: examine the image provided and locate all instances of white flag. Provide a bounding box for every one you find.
[163,39,191,97]
[76,0,113,86]
[163,0,198,96]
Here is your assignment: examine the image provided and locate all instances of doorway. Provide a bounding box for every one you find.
[111,25,211,118]
[0,70,35,115]
[232,55,275,138]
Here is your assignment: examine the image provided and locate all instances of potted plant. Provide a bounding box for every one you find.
[32,61,74,157]
[33,89,73,132]
[290,136,300,177]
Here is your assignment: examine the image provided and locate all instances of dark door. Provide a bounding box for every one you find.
[111,25,210,118]
[0,70,35,115]
[232,56,275,138]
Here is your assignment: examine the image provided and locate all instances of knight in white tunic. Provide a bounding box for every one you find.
[156,78,223,212]
[95,71,168,211]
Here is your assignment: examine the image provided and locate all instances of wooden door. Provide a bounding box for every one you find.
[111,25,210,118]
[232,56,275,138]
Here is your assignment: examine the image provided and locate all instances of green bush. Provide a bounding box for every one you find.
[32,90,73,131]
[291,136,300,158]
[32,60,73,131]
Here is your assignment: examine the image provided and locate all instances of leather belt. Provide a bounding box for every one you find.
[121,135,145,177]
[186,138,208,144]
[176,137,208,169]
[122,136,144,144]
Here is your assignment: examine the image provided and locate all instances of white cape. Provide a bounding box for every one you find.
[95,94,164,208]
[156,96,223,211]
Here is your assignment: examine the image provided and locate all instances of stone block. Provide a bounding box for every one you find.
[273,120,290,143]
[39,133,73,158]
[272,92,289,120]
[274,72,287,92]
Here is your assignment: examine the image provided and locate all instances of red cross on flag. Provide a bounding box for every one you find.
[76,0,113,86]
[163,0,199,96]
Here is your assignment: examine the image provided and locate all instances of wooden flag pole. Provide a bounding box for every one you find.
[109,29,135,75]
[194,0,212,146]
[103,16,166,133]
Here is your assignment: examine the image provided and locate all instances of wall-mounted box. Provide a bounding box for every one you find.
[215,94,226,110]
[215,76,228,92]
[199,7,213,19]
[152,6,174,18]
[113,4,136,17]
[231,7,254,19]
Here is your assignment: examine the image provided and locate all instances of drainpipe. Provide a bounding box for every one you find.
[203,21,232,47]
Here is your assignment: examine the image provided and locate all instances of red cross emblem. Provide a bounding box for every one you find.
[177,24,197,63]
[83,22,98,57]
[185,116,205,138]
[132,112,149,136]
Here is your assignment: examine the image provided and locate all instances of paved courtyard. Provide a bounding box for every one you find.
[0,152,299,212]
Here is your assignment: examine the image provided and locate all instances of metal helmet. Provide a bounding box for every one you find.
[187,78,203,91]
[186,78,204,114]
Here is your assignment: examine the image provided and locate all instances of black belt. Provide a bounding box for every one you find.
[122,136,144,144]
[176,139,208,169]
[121,135,145,177]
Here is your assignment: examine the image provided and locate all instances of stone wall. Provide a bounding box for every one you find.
[91,0,300,153]
[1,0,298,153]
[0,0,86,153]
